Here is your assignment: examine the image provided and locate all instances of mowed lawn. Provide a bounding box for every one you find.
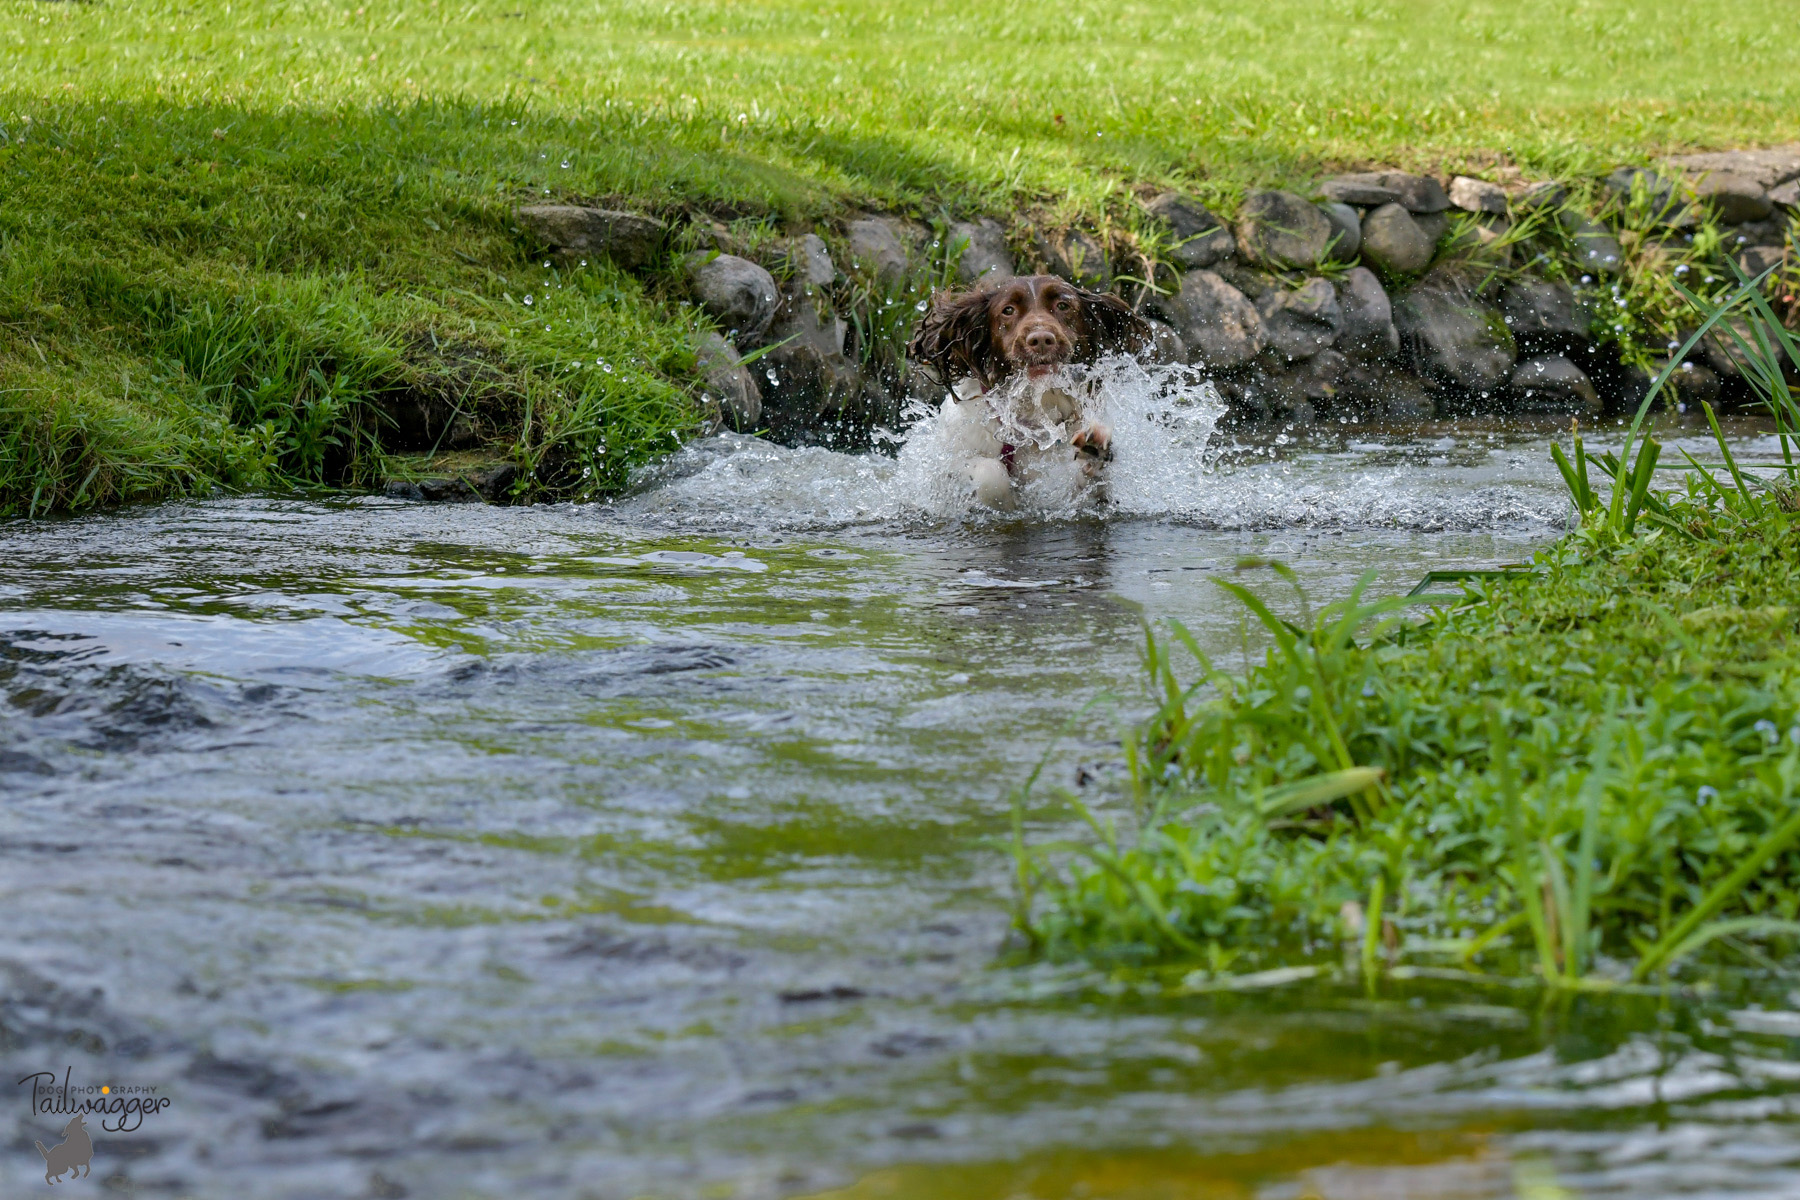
[12,0,1799,209]
[2,0,1797,513]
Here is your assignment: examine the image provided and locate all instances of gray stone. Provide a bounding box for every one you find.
[1317,201,1362,261]
[1337,267,1399,359]
[846,217,913,283]
[686,252,779,342]
[1242,352,1350,414]
[513,205,668,269]
[1217,369,1318,424]
[1256,278,1343,362]
[1394,277,1516,391]
[1448,176,1508,215]
[692,331,763,430]
[1359,203,1435,275]
[1562,215,1624,276]
[1772,179,1800,209]
[1605,167,1678,207]
[1157,270,1266,369]
[948,219,1015,285]
[1730,218,1788,245]
[760,293,861,426]
[1703,316,1784,378]
[1319,172,1449,213]
[1666,361,1723,408]
[1509,355,1600,416]
[1603,167,1696,226]
[789,234,836,288]
[1288,349,1348,401]
[1515,181,1568,210]
[1036,228,1110,287]
[1666,148,1800,191]
[1211,261,1281,301]
[1144,317,1186,365]
[1413,211,1451,247]
[1145,193,1235,268]
[1443,213,1513,266]
[385,461,520,504]
[1736,244,1787,279]
[1335,362,1440,419]
[1500,278,1588,345]
[698,220,752,258]
[1236,189,1333,270]
[1690,172,1774,224]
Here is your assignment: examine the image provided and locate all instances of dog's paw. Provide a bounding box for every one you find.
[1072,423,1113,462]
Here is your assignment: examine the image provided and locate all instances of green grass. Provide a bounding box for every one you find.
[4,0,1799,514]
[1010,278,1800,988]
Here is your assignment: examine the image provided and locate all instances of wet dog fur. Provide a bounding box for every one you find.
[908,275,1150,509]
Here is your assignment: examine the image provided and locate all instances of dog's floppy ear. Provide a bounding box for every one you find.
[908,289,1000,392]
[1073,286,1152,359]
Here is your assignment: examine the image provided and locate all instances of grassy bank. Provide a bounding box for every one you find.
[4,0,1800,515]
[1011,282,1800,988]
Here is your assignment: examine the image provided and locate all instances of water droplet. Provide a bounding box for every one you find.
[561,160,571,169]
[523,295,533,305]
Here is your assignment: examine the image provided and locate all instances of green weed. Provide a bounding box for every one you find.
[1012,281,1800,990]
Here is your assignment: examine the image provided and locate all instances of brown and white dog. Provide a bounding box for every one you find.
[908,275,1150,510]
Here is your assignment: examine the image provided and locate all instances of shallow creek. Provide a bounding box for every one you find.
[4,418,1800,1199]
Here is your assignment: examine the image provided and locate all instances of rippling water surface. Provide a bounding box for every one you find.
[5,416,1799,1198]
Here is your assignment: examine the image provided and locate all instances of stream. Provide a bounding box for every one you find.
[5,415,1800,1199]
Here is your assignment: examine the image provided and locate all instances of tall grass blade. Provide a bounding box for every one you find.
[1259,767,1387,819]
[1700,401,1761,514]
[1361,873,1386,992]
[1634,795,1800,980]
[1652,917,1800,973]
[1489,704,1558,981]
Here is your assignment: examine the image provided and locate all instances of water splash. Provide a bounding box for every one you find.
[616,356,1568,533]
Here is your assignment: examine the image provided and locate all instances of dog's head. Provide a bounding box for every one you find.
[908,274,1150,392]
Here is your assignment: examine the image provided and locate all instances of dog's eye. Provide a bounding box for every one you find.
[1001,305,1016,316]
[1056,300,1073,311]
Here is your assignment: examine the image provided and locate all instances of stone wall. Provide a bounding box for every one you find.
[515,146,1800,441]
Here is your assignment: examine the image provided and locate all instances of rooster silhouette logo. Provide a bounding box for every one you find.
[35,1113,93,1184]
